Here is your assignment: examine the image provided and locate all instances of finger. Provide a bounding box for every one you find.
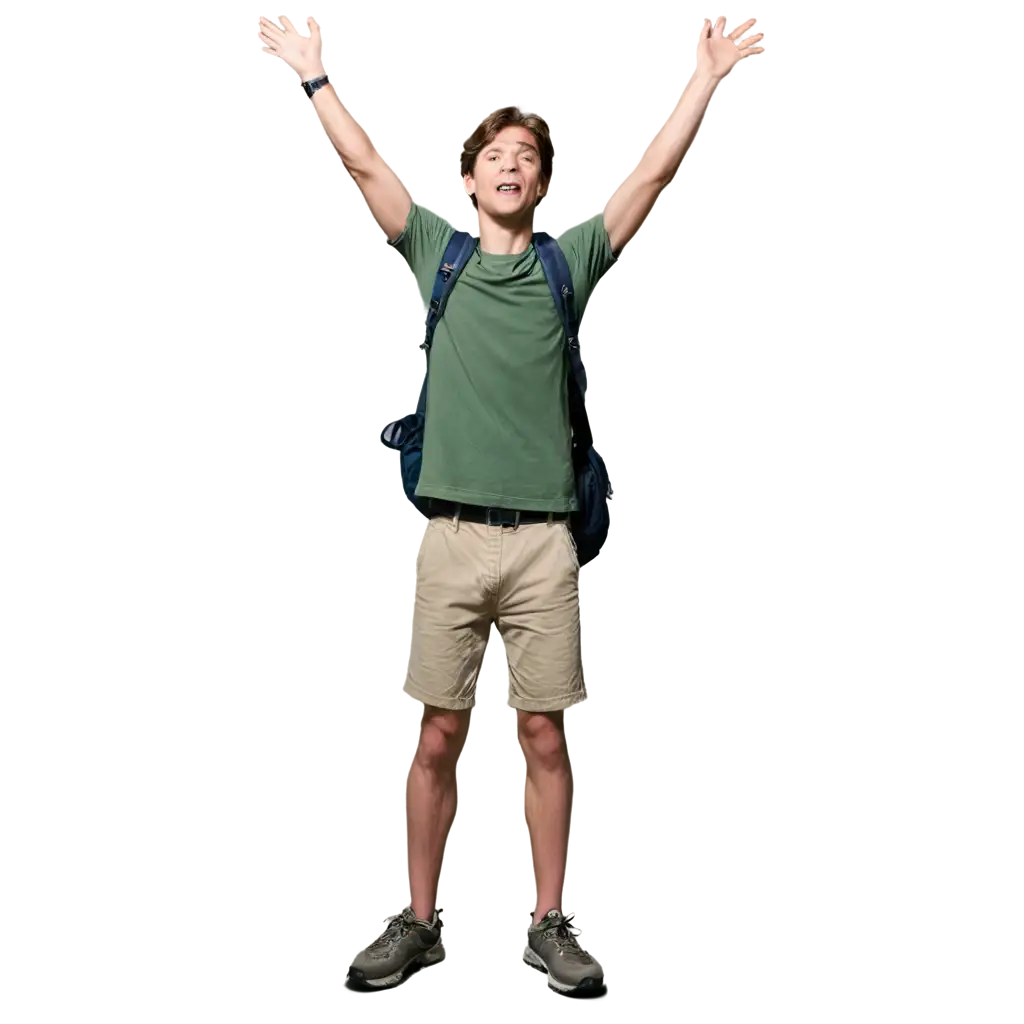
[307,16,321,35]
[715,16,726,35]
[258,29,282,52]
[258,17,284,38]
[253,28,274,55]
[279,15,298,33]
[258,33,282,54]
[728,17,755,40]
[258,30,278,49]
[740,47,765,57]
[738,32,764,49]
[699,17,711,40]
[733,26,765,46]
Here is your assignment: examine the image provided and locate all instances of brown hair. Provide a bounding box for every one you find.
[460,106,554,210]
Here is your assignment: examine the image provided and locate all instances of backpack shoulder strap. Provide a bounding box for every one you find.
[533,231,594,458]
[532,233,578,334]
[421,231,477,353]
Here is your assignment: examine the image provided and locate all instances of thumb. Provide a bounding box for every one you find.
[700,18,710,40]
[308,16,320,35]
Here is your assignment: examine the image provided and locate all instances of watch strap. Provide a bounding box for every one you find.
[301,75,329,98]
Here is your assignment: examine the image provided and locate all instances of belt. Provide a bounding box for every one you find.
[425,498,570,527]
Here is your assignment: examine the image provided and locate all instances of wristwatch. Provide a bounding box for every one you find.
[302,74,329,98]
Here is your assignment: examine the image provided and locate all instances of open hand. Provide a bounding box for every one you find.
[257,15,325,80]
[696,16,764,81]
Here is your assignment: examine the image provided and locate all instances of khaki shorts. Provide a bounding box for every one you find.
[404,515,586,713]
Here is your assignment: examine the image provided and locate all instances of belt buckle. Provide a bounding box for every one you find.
[486,507,520,528]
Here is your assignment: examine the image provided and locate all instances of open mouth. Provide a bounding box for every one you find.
[497,184,522,195]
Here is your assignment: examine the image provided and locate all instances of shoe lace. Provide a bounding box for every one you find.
[367,911,412,952]
[541,912,593,963]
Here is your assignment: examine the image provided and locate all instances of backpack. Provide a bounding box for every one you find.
[380,230,613,567]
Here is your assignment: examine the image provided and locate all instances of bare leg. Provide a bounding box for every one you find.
[517,709,573,925]
[407,704,472,921]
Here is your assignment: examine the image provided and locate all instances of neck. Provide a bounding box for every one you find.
[476,205,536,255]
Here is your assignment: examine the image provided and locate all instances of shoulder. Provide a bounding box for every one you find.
[548,208,610,301]
[387,202,457,251]
[385,201,462,280]
[556,213,620,265]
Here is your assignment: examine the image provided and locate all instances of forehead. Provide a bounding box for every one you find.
[485,126,538,151]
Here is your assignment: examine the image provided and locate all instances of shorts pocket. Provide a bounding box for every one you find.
[560,521,580,572]
[413,524,434,573]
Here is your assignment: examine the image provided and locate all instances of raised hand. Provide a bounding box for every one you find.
[696,16,764,81]
[257,15,325,80]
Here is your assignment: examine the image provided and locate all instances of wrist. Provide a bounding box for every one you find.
[692,67,721,88]
[294,68,333,100]
[298,65,328,84]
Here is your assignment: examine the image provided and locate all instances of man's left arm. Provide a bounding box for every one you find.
[603,16,765,256]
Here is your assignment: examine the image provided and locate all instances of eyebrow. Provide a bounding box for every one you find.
[484,141,539,155]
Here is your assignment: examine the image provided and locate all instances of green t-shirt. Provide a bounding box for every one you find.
[388,203,618,511]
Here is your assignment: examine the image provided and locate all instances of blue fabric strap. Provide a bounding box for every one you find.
[415,231,477,419]
[533,231,594,461]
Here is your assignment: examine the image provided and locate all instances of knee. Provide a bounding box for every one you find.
[517,711,568,769]
[415,706,470,772]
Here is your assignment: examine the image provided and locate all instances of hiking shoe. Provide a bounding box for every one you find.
[347,906,445,990]
[523,908,605,995]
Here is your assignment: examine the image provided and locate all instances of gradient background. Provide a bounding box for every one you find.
[2,1,1020,1021]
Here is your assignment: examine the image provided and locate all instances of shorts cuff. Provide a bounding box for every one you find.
[508,689,587,713]
[404,676,476,711]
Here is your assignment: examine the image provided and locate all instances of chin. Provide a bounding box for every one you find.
[486,198,532,216]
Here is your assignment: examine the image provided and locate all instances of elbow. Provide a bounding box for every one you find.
[640,144,687,190]
[342,146,378,181]
[638,167,671,193]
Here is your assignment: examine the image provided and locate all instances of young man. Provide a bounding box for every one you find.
[257,12,764,997]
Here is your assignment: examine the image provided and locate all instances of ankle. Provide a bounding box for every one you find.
[412,904,436,922]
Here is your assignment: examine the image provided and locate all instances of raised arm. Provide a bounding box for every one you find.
[257,15,412,241]
[598,15,761,253]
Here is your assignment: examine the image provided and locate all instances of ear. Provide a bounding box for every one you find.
[463,171,475,196]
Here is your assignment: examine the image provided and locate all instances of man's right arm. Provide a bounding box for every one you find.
[308,83,412,242]
[256,16,411,240]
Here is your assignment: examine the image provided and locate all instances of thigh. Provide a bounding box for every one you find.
[404,517,494,711]
[495,520,587,713]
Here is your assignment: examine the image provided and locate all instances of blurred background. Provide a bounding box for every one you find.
[1,1,1021,1021]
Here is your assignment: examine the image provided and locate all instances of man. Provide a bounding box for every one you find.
[257,12,764,997]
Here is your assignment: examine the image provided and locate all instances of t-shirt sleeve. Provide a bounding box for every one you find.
[556,213,619,324]
[387,202,458,310]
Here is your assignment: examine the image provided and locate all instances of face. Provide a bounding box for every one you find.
[464,125,547,215]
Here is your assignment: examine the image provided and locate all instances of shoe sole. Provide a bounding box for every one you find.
[522,945,605,996]
[347,940,445,991]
